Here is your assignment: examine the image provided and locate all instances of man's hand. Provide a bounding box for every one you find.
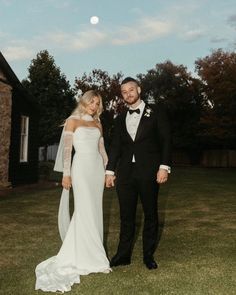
[62,176,72,190]
[105,175,116,188]
[156,169,168,184]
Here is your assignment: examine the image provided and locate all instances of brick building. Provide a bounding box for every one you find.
[0,52,38,187]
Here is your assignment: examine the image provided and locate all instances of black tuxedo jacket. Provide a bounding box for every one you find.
[106,103,171,181]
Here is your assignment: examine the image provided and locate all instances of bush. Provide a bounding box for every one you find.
[39,161,61,182]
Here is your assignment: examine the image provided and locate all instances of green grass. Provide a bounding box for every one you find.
[0,168,235,295]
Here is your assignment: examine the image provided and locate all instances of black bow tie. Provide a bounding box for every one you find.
[129,108,140,115]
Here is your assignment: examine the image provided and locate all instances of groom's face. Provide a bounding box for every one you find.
[121,81,141,105]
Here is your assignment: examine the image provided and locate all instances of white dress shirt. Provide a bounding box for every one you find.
[126,100,145,159]
[106,100,171,175]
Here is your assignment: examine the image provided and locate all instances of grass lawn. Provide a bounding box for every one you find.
[0,167,235,295]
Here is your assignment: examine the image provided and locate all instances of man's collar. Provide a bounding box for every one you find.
[129,100,145,111]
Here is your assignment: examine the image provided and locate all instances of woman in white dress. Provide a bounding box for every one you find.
[35,90,111,293]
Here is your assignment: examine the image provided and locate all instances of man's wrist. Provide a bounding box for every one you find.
[63,173,71,178]
[159,165,171,173]
[105,170,115,176]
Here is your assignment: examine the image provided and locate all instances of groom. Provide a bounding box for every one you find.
[105,77,171,270]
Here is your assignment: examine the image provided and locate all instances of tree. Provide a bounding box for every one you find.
[195,49,236,148]
[138,61,204,154]
[23,50,75,158]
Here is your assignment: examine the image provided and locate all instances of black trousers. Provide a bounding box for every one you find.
[116,164,159,260]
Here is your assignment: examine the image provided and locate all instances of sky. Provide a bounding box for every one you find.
[0,0,236,85]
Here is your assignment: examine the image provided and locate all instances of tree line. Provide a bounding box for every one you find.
[22,49,236,158]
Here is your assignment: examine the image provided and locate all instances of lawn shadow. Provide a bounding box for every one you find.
[103,187,116,257]
[102,181,171,258]
[131,201,144,257]
[157,182,171,244]
[132,182,171,252]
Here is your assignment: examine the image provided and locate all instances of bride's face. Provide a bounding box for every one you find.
[85,96,100,116]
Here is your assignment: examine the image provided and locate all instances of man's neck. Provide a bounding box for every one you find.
[130,99,142,109]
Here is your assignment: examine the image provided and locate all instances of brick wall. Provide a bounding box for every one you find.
[0,76,12,187]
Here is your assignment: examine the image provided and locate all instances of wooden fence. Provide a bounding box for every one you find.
[39,146,236,168]
[172,150,236,167]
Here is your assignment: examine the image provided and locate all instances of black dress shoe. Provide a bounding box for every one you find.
[110,255,131,267]
[144,258,158,270]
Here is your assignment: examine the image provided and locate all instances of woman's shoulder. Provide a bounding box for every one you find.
[94,118,102,125]
[66,115,82,124]
[94,119,103,130]
[64,116,82,131]
[67,114,81,121]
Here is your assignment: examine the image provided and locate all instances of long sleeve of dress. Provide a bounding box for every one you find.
[63,131,73,177]
[98,136,108,168]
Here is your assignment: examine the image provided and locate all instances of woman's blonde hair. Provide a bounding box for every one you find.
[72,90,103,120]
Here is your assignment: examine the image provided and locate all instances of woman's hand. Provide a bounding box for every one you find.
[62,176,72,190]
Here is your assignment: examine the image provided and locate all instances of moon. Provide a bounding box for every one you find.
[90,16,99,25]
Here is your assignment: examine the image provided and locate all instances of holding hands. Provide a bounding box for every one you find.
[105,169,168,188]
[105,175,116,188]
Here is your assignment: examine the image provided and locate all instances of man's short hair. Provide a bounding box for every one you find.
[121,77,139,86]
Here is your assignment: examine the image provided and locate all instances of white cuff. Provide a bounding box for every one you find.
[105,170,115,175]
[159,165,171,173]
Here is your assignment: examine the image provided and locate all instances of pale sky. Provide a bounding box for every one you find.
[1,0,235,85]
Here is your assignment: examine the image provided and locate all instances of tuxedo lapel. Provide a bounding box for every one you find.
[121,111,133,142]
[134,105,149,142]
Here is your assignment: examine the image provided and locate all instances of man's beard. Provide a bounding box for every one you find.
[126,95,140,105]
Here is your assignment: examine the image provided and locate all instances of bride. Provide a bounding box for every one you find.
[35,90,111,293]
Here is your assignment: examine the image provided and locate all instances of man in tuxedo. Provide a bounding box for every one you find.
[105,77,171,270]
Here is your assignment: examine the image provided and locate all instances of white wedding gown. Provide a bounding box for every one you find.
[35,118,111,293]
